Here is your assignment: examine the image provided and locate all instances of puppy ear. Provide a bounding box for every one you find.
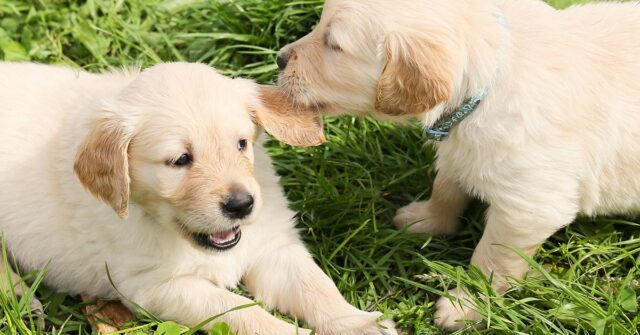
[253,85,325,147]
[376,30,455,116]
[74,114,133,219]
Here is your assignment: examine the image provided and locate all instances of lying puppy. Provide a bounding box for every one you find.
[0,62,396,335]
[275,0,640,330]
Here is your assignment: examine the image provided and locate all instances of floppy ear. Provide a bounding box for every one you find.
[376,30,455,116]
[74,114,133,219]
[253,85,326,147]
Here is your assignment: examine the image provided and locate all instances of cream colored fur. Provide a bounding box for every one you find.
[277,0,640,330]
[0,62,396,335]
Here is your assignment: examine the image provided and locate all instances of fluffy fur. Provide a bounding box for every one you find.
[277,0,640,330]
[0,62,396,335]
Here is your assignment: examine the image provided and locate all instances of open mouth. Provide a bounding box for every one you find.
[191,226,241,251]
[277,84,327,111]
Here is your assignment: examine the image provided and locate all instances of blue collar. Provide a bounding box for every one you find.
[425,11,506,142]
[425,89,487,141]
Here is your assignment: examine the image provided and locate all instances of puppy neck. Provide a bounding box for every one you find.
[423,3,512,133]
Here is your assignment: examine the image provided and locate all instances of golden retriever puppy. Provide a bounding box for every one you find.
[0,62,396,335]
[276,0,640,330]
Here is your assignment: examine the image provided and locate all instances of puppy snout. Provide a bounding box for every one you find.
[276,52,289,71]
[221,191,254,219]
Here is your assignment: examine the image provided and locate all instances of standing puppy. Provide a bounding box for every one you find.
[276,0,640,330]
[0,62,396,335]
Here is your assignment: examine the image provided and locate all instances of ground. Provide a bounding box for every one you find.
[0,0,638,334]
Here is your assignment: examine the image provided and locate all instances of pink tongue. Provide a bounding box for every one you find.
[211,231,235,244]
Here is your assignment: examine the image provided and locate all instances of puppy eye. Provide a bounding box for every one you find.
[171,153,193,167]
[328,43,343,52]
[324,33,343,52]
[237,139,248,152]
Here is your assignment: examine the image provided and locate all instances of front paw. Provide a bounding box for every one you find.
[375,318,398,335]
[393,201,459,235]
[292,327,314,335]
[17,294,45,328]
[434,289,482,331]
[279,324,314,335]
[320,312,398,335]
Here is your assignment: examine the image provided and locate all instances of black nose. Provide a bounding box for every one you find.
[276,53,289,71]
[221,191,254,219]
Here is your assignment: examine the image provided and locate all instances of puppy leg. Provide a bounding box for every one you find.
[244,237,397,335]
[394,171,469,235]
[125,276,312,335]
[0,259,44,320]
[0,259,24,294]
[434,193,577,330]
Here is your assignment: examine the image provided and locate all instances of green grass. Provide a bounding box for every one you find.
[1,0,639,334]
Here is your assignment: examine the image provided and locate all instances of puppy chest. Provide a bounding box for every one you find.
[435,140,575,204]
[435,144,511,200]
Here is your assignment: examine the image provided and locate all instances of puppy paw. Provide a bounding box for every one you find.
[17,294,45,328]
[320,312,398,335]
[278,324,314,335]
[376,318,399,335]
[434,289,482,331]
[292,328,314,335]
[393,201,459,235]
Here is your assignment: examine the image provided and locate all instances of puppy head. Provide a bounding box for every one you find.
[277,0,462,119]
[74,63,321,251]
